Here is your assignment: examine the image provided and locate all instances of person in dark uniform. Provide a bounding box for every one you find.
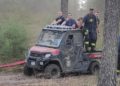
[83,8,98,52]
[52,11,65,25]
[62,13,76,29]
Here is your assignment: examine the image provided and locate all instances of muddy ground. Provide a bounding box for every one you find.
[0,72,120,86]
[0,72,97,86]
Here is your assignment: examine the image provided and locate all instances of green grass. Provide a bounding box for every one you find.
[0,20,28,63]
[0,12,56,63]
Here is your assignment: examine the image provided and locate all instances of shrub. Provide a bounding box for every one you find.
[0,21,28,62]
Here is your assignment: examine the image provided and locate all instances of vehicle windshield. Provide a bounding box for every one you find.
[37,30,64,47]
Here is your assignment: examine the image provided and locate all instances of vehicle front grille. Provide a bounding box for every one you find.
[30,52,45,57]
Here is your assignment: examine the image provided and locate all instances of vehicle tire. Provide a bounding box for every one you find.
[23,65,33,76]
[44,64,61,79]
[89,62,99,75]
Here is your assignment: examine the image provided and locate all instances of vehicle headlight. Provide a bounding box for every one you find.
[44,54,51,59]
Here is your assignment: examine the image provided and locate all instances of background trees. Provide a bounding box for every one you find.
[97,0,120,86]
[61,0,68,17]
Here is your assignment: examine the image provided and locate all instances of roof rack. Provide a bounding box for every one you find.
[43,25,81,32]
[44,25,73,30]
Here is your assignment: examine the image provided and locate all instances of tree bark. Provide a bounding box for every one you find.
[97,0,120,86]
[61,0,68,17]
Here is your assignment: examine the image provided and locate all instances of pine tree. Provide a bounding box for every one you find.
[97,0,120,86]
[61,0,68,17]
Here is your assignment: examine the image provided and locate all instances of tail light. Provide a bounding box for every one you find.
[88,53,102,59]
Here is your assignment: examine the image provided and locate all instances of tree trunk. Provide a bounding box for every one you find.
[97,0,120,86]
[61,0,68,17]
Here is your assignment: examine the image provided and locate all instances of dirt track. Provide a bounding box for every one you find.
[0,72,120,86]
[0,72,98,86]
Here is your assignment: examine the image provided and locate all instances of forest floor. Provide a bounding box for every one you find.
[0,72,98,86]
[0,72,120,86]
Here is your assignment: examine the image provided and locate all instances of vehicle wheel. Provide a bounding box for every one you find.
[23,65,33,76]
[44,64,61,79]
[89,62,99,75]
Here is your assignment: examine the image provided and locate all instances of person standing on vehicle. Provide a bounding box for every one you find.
[52,11,65,25]
[83,8,98,52]
[62,13,76,29]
